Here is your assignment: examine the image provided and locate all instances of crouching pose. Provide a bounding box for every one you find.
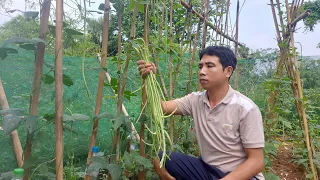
[137,46,265,180]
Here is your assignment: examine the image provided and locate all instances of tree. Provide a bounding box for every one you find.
[0,15,40,42]
[303,0,320,31]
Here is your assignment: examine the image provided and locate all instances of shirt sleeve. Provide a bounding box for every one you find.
[240,107,265,148]
[173,93,194,116]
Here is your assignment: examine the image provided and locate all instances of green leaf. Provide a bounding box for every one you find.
[24,11,39,18]
[113,115,125,130]
[87,156,108,177]
[106,163,122,180]
[42,74,55,84]
[38,164,48,175]
[62,74,73,86]
[124,90,137,101]
[132,153,153,169]
[98,3,105,11]
[137,114,147,123]
[2,115,22,135]
[0,171,13,180]
[94,112,116,120]
[19,43,37,51]
[0,108,24,116]
[281,120,292,129]
[43,113,55,122]
[22,156,38,169]
[3,36,45,46]
[63,114,74,121]
[123,151,133,170]
[173,144,184,153]
[72,114,90,121]
[123,116,132,133]
[264,172,281,180]
[0,47,18,60]
[65,28,83,36]
[22,115,38,134]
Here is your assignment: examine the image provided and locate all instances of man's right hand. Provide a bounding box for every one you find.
[137,60,156,78]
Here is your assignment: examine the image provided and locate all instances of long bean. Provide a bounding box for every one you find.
[133,38,173,167]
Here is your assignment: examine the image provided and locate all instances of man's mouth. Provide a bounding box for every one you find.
[200,79,208,83]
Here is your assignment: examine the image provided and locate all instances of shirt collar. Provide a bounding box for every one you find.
[202,85,235,107]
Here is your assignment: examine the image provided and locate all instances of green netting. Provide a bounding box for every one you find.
[0,51,143,172]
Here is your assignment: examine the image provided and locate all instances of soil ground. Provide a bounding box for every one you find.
[272,145,306,180]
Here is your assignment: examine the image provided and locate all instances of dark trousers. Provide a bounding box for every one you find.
[159,151,259,180]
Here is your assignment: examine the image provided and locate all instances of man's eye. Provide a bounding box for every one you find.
[198,66,202,69]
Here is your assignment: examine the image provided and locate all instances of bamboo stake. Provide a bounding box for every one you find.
[24,0,51,178]
[55,0,64,178]
[85,1,110,179]
[222,0,230,45]
[175,8,191,142]
[233,0,240,90]
[0,77,23,168]
[138,4,149,180]
[96,54,140,141]
[169,0,174,141]
[180,0,243,46]
[285,1,317,178]
[201,0,209,49]
[154,6,168,98]
[115,0,123,163]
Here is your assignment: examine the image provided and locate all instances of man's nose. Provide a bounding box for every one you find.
[199,68,206,76]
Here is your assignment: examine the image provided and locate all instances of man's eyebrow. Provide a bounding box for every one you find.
[205,62,215,65]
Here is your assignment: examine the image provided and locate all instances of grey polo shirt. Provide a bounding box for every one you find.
[174,86,265,180]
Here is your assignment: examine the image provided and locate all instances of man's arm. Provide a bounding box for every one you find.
[221,148,264,180]
[161,100,183,115]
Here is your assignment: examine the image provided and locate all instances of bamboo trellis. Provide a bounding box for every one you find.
[267,0,317,179]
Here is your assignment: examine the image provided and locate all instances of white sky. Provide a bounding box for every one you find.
[0,0,319,56]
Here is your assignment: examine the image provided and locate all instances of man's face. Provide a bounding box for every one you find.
[198,54,232,90]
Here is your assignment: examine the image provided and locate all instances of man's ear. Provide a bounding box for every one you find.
[225,66,233,78]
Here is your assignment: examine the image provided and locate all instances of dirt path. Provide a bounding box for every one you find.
[272,145,306,180]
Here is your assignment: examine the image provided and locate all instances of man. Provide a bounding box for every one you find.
[137,46,265,180]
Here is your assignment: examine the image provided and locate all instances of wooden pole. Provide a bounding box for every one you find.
[55,0,64,178]
[24,0,51,178]
[0,77,23,168]
[115,0,123,163]
[85,1,110,179]
[201,0,209,49]
[138,4,149,180]
[169,0,174,141]
[233,0,240,90]
[285,1,317,178]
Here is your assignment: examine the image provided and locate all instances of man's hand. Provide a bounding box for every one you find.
[137,60,156,78]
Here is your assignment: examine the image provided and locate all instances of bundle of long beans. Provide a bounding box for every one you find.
[133,38,173,167]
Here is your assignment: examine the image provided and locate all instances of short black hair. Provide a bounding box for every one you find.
[199,46,237,71]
